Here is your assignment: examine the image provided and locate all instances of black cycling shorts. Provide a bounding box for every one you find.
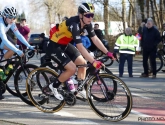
[46,41,81,67]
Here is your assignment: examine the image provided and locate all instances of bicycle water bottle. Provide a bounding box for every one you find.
[66,78,75,92]
[5,64,13,75]
[0,68,6,81]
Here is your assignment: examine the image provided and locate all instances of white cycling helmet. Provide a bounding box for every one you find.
[2,6,17,18]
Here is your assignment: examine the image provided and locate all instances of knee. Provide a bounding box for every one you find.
[68,64,77,75]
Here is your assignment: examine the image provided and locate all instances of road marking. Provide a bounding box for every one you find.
[131,93,150,99]
[131,109,152,117]
[53,111,76,117]
[46,119,98,124]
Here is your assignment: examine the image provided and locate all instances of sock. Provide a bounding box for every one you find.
[77,79,84,91]
[52,78,61,88]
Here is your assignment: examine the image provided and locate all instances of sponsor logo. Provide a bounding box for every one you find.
[70,25,73,32]
[61,53,66,58]
[76,36,81,39]
[55,32,65,38]
[77,24,79,31]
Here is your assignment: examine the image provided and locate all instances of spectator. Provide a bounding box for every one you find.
[88,23,109,52]
[38,33,50,64]
[140,18,161,78]
[115,27,140,77]
[94,23,104,41]
[17,18,30,50]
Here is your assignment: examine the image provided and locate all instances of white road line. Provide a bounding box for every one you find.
[131,109,152,117]
[53,111,76,117]
[131,93,151,99]
[0,101,25,104]
[46,119,98,124]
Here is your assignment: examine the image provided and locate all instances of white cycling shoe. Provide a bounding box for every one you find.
[78,89,87,99]
[49,83,64,100]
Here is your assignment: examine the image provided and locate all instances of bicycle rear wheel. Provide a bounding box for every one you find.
[26,67,65,112]
[87,73,132,122]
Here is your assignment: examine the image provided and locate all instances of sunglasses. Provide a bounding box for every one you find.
[84,13,94,18]
[7,16,16,20]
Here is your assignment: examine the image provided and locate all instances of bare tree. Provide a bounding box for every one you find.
[128,0,133,27]
[121,0,126,31]
[160,0,164,30]
[28,0,77,33]
[153,0,161,29]
[103,0,109,40]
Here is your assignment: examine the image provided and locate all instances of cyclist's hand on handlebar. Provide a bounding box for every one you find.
[106,51,116,60]
[92,60,104,69]
[29,46,36,50]
[17,50,24,57]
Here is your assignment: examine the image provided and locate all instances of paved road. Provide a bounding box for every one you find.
[0,55,165,125]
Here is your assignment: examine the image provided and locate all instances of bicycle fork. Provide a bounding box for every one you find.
[96,74,109,101]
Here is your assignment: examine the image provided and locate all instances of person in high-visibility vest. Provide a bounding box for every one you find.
[115,27,140,77]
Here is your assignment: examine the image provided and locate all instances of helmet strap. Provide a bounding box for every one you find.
[80,14,86,26]
[3,17,8,26]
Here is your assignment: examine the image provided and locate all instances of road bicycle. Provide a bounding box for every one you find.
[0,49,38,102]
[17,55,113,106]
[26,56,132,122]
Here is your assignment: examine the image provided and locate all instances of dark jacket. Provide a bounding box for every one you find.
[39,37,49,53]
[141,26,161,50]
[94,29,104,41]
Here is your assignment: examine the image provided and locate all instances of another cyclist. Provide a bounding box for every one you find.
[0,6,35,60]
[47,3,115,100]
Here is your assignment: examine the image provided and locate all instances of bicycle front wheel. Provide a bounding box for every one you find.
[26,67,65,112]
[86,73,132,122]
[14,64,38,106]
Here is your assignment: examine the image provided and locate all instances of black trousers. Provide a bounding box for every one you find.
[142,48,157,75]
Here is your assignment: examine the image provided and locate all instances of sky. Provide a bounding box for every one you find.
[0,0,29,15]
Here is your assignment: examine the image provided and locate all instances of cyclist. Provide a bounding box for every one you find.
[47,3,115,100]
[0,6,35,61]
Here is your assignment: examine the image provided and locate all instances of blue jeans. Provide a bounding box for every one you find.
[119,53,133,76]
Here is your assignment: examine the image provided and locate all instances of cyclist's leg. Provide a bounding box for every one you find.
[0,35,15,59]
[3,46,14,59]
[46,41,76,100]
[64,43,86,81]
[64,43,87,98]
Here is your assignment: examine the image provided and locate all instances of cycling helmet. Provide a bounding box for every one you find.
[2,6,17,18]
[78,3,95,14]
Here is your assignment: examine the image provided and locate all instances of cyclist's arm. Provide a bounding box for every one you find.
[11,23,31,48]
[0,23,21,54]
[90,35,108,54]
[86,24,108,54]
[70,23,95,63]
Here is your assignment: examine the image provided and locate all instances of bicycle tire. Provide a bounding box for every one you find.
[6,61,20,96]
[14,64,38,106]
[6,57,28,96]
[156,52,163,72]
[86,73,132,122]
[26,67,65,112]
[6,73,18,97]
[0,81,6,94]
